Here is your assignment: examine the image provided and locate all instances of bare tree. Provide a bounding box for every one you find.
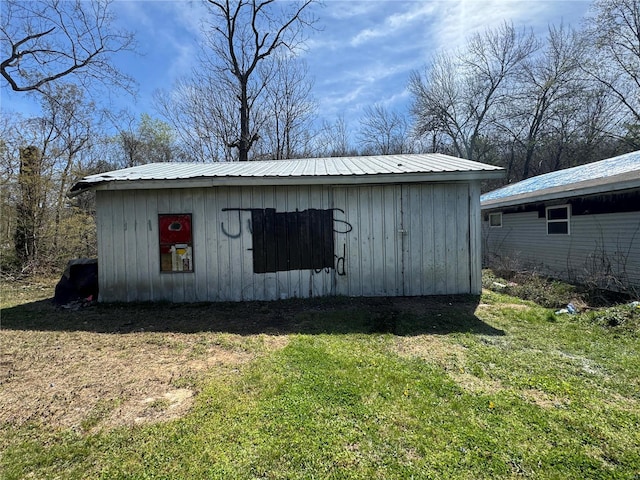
[0,0,135,94]
[357,104,411,155]
[497,24,586,179]
[110,112,177,168]
[410,22,537,162]
[154,76,242,162]
[315,115,356,157]
[39,84,94,251]
[409,52,463,155]
[582,0,640,128]
[261,56,316,159]
[201,0,318,161]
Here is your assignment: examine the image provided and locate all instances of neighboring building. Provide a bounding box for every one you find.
[481,151,640,292]
[70,154,503,303]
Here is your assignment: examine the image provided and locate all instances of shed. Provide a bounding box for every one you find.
[481,150,640,292]
[70,154,503,302]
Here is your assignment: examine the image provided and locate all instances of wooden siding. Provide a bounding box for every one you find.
[483,210,640,290]
[401,183,471,295]
[96,182,479,302]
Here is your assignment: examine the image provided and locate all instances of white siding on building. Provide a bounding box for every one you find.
[97,181,480,302]
[483,210,640,290]
[332,185,403,297]
[401,183,471,295]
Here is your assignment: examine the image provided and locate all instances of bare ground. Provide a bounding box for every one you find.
[0,278,493,432]
[0,327,286,431]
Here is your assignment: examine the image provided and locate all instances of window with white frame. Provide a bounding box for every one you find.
[489,212,502,228]
[546,205,570,235]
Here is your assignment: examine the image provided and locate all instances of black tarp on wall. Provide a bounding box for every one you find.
[250,208,335,274]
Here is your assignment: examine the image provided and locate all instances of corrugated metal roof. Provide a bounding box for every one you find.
[69,153,504,195]
[481,150,640,209]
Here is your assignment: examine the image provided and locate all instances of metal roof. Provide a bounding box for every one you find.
[69,153,504,196]
[481,150,640,210]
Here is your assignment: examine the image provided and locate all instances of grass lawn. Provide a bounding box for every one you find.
[1,274,639,479]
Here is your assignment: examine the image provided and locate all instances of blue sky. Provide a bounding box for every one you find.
[2,0,594,130]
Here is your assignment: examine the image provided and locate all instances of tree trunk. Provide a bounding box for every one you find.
[14,146,43,268]
[239,79,250,161]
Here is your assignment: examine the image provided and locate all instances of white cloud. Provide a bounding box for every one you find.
[171,1,210,39]
[308,0,591,128]
[113,0,154,29]
[346,59,419,85]
[323,0,384,20]
[350,3,437,46]
[427,0,589,53]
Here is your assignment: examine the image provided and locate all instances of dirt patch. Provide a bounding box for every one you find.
[0,329,286,431]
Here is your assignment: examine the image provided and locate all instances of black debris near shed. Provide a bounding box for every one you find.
[54,259,99,306]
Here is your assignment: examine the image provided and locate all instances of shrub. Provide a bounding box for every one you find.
[482,269,633,309]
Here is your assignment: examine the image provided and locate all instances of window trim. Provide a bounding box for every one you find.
[488,212,503,228]
[546,205,571,235]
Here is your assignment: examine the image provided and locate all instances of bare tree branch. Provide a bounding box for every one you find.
[581,0,640,123]
[1,0,136,95]
[203,0,319,161]
[357,104,411,155]
[410,23,537,163]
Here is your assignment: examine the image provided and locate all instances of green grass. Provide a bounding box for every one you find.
[1,279,639,479]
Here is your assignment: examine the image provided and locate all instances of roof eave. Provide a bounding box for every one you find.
[70,169,505,196]
[481,176,640,210]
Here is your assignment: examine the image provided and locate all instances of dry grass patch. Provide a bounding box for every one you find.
[393,335,505,395]
[477,302,532,310]
[0,329,280,431]
[520,388,571,409]
[448,371,505,395]
[394,334,467,368]
[1,277,299,432]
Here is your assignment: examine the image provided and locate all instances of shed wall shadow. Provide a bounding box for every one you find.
[1,295,503,337]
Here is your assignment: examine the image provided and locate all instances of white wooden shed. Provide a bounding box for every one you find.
[70,154,503,302]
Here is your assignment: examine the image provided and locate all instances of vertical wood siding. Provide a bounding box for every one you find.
[331,183,472,296]
[96,182,478,302]
[483,209,640,290]
[468,181,483,294]
[402,183,471,295]
[332,185,403,297]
